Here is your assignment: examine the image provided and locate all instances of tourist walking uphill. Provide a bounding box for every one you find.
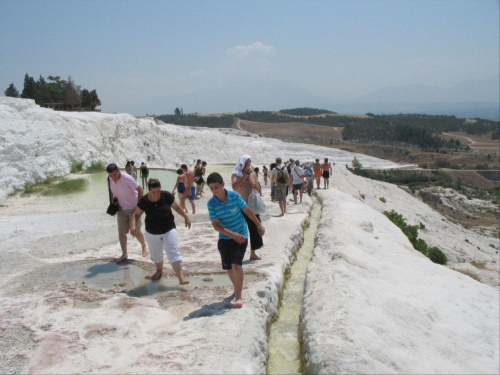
[304,163,314,196]
[231,155,264,260]
[321,157,333,189]
[181,164,196,214]
[271,157,289,216]
[131,179,190,283]
[195,160,207,198]
[140,162,149,190]
[207,172,265,308]
[106,163,149,263]
[290,159,305,204]
[130,160,137,180]
[313,158,322,189]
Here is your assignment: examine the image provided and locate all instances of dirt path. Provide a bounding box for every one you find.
[442,132,476,146]
[235,118,243,131]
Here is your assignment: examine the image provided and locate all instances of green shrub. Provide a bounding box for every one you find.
[402,224,419,244]
[475,163,489,170]
[43,178,88,195]
[434,159,451,168]
[413,238,429,254]
[70,161,84,173]
[384,209,446,264]
[22,178,53,196]
[352,156,363,169]
[379,197,386,203]
[428,247,447,265]
[86,161,105,173]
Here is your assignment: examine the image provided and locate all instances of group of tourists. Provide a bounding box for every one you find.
[105,154,332,308]
[264,157,333,216]
[172,159,207,215]
[123,160,150,189]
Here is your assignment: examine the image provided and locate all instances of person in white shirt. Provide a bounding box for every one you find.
[290,159,305,204]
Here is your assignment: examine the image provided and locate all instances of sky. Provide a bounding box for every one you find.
[1,0,499,115]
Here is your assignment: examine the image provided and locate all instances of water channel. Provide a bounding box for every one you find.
[267,197,321,375]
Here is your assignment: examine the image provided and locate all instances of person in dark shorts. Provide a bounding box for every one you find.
[207,172,265,308]
[231,155,264,260]
[181,164,196,214]
[195,161,207,198]
[140,162,149,189]
[321,158,333,189]
[172,168,188,213]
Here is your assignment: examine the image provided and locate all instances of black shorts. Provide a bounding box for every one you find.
[322,171,330,179]
[242,211,263,251]
[293,183,303,192]
[217,239,248,270]
[196,176,204,185]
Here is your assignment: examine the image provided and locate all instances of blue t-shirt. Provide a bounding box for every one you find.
[207,189,248,240]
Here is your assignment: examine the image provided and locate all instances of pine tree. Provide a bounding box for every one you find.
[64,76,81,109]
[89,90,101,110]
[21,73,36,99]
[4,83,19,97]
[34,76,52,105]
[47,76,65,103]
[81,89,91,109]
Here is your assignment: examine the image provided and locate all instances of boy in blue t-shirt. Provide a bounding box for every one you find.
[207,172,265,308]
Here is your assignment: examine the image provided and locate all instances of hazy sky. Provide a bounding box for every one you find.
[1,0,499,114]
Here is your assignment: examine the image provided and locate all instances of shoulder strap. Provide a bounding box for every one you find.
[107,177,113,204]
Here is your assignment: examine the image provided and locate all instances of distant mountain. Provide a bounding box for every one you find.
[355,77,499,104]
[129,77,499,121]
[135,80,333,116]
[333,101,499,121]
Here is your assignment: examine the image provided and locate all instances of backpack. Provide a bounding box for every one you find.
[276,167,287,185]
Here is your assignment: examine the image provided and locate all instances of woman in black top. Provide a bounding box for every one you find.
[131,179,191,282]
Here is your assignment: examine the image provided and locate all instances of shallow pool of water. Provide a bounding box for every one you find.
[81,168,178,206]
[53,260,242,297]
[5,259,260,302]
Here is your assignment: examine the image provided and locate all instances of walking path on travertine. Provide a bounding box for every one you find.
[1,166,498,374]
[0,169,312,374]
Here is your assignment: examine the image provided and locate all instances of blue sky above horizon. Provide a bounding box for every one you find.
[1,0,499,115]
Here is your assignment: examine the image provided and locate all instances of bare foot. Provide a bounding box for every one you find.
[232,299,243,308]
[250,255,262,260]
[179,279,190,285]
[142,247,149,257]
[115,255,128,264]
[151,270,162,280]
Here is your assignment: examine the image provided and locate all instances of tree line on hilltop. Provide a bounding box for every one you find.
[156,107,499,152]
[4,74,101,111]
